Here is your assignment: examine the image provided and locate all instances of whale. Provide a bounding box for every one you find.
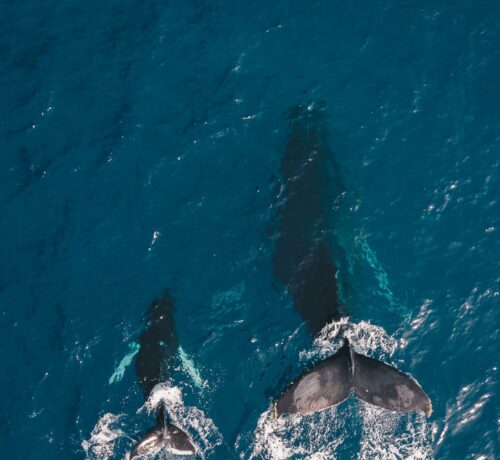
[271,105,431,417]
[129,291,197,458]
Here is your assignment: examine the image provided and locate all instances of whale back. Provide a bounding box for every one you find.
[135,291,178,397]
[272,105,347,336]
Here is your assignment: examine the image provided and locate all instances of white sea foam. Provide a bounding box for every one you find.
[244,407,346,460]
[82,413,129,460]
[84,383,222,459]
[358,403,433,460]
[140,382,223,459]
[300,317,398,363]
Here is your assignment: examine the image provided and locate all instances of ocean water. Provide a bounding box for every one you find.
[1,1,498,459]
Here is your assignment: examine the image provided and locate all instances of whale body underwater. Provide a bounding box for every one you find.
[129,293,197,458]
[126,105,431,458]
[271,105,431,418]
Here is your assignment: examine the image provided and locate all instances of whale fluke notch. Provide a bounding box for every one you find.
[274,339,431,417]
[130,409,197,458]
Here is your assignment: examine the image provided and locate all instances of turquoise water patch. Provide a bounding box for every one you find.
[108,342,140,385]
[179,346,206,390]
[355,233,411,321]
[211,282,246,309]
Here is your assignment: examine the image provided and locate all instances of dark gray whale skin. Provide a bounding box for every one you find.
[272,105,431,417]
[130,291,197,458]
[135,291,178,398]
[272,105,346,337]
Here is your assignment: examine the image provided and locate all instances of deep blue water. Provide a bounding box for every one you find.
[1,1,499,459]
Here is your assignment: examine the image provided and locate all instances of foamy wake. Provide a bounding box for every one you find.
[300,317,398,362]
[244,319,433,460]
[243,406,347,460]
[358,403,433,460]
[83,383,222,460]
[82,413,130,460]
[139,382,223,458]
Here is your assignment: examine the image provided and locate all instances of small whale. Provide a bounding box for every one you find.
[129,291,197,458]
[271,105,431,417]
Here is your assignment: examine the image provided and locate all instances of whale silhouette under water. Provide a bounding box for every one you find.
[271,104,431,418]
[127,105,430,458]
[129,291,197,458]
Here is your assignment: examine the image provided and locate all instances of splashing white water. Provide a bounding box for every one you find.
[244,407,347,460]
[300,317,398,363]
[84,383,222,459]
[140,382,223,458]
[82,413,129,460]
[358,403,433,459]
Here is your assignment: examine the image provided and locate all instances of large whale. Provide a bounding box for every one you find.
[271,105,431,417]
[129,291,197,458]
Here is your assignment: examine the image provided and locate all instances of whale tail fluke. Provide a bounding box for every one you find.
[352,350,432,416]
[274,339,432,417]
[274,340,352,416]
[130,409,197,459]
